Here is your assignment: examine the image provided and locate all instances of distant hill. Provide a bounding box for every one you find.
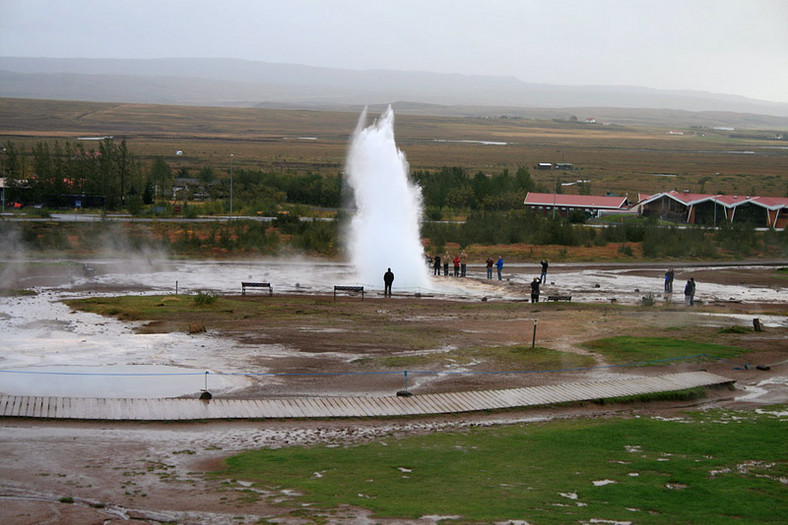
[1,57,787,128]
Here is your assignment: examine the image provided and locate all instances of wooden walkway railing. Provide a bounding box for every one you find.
[0,372,732,421]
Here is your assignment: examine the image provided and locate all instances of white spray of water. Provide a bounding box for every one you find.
[345,106,430,291]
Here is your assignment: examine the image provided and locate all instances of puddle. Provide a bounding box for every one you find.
[0,364,247,398]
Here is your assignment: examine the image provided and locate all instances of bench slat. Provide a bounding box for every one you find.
[241,282,273,296]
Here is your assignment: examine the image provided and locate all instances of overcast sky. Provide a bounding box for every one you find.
[1,0,786,102]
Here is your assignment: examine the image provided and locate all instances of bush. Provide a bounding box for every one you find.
[618,244,634,257]
[193,290,218,306]
[640,292,656,306]
[642,225,716,258]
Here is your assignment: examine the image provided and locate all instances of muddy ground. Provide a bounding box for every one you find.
[1,261,786,524]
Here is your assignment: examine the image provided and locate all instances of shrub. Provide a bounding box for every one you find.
[193,290,218,306]
[640,292,656,306]
[618,244,634,257]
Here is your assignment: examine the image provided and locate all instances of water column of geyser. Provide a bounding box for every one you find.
[345,106,430,291]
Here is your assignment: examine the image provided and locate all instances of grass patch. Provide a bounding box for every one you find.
[582,336,749,365]
[718,325,751,334]
[216,407,787,524]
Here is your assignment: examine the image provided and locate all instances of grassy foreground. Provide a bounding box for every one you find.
[217,408,786,524]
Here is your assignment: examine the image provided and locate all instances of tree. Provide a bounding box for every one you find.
[514,166,535,193]
[143,180,154,205]
[149,157,173,200]
[198,166,216,184]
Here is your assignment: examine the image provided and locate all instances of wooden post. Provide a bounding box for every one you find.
[532,320,538,348]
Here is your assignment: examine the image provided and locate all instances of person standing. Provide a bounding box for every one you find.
[540,260,549,283]
[383,268,394,297]
[486,256,494,279]
[443,251,449,276]
[664,267,675,293]
[684,278,696,306]
[688,277,695,306]
[496,256,504,281]
[453,253,461,277]
[530,277,541,303]
[460,250,467,277]
[433,253,441,276]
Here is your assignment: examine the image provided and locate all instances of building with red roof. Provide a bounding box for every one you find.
[524,192,630,218]
[637,191,788,228]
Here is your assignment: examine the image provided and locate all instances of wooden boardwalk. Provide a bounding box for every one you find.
[0,372,733,421]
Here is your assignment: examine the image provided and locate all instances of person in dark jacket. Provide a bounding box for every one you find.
[684,277,696,306]
[433,254,441,276]
[530,277,541,303]
[540,260,549,283]
[383,268,394,297]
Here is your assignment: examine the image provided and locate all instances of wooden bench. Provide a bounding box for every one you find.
[241,282,273,296]
[546,295,571,302]
[334,285,365,300]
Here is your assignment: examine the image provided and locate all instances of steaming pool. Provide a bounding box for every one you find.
[1,258,785,399]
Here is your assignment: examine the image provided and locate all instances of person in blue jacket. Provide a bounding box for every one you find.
[496,256,504,280]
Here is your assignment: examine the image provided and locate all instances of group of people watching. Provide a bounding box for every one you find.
[398,257,698,306]
[429,251,469,277]
[665,267,697,306]
[484,256,505,280]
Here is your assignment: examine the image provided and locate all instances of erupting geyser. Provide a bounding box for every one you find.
[345,106,430,291]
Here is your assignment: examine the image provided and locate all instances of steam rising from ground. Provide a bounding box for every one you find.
[345,106,430,291]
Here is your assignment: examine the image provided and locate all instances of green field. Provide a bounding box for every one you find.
[216,408,787,523]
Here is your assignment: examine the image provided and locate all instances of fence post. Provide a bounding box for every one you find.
[532,320,538,349]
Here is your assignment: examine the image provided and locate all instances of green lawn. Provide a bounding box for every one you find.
[217,407,786,523]
[582,336,749,365]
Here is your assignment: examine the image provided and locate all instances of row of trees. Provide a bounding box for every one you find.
[2,138,175,209]
[3,139,554,217]
[413,166,542,216]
